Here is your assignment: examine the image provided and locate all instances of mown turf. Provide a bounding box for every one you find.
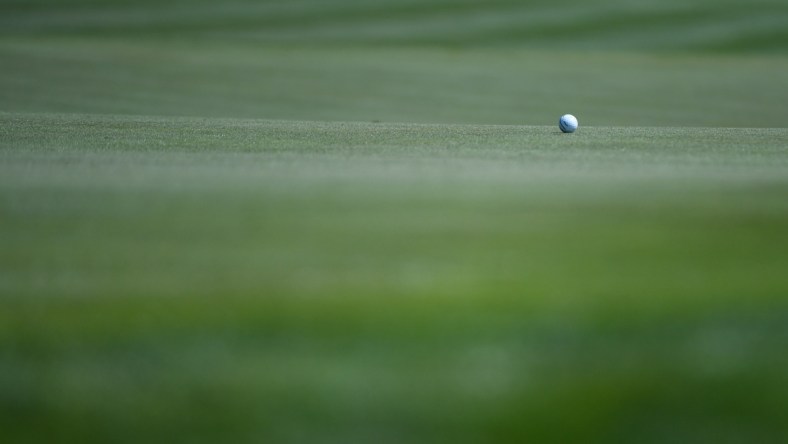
[2,0,788,128]
[2,0,788,442]
[2,113,788,442]
[2,40,788,127]
[2,0,788,52]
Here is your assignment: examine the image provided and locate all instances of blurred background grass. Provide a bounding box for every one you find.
[2,1,788,443]
[2,0,787,51]
[1,0,788,126]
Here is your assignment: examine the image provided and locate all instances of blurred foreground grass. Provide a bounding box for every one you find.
[2,113,788,442]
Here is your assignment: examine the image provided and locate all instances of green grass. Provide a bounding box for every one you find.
[2,0,787,52]
[2,40,788,127]
[3,113,788,442]
[2,0,788,442]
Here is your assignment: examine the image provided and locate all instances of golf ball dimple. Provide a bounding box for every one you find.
[559,114,578,133]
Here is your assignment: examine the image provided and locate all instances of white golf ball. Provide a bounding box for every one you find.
[559,114,578,133]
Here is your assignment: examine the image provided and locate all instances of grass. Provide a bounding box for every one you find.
[2,0,788,442]
[2,0,787,52]
[2,113,788,442]
[2,41,788,127]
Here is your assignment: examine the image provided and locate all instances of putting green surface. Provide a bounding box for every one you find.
[3,113,788,442]
[2,0,788,442]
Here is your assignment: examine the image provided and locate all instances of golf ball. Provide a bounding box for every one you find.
[559,114,578,133]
